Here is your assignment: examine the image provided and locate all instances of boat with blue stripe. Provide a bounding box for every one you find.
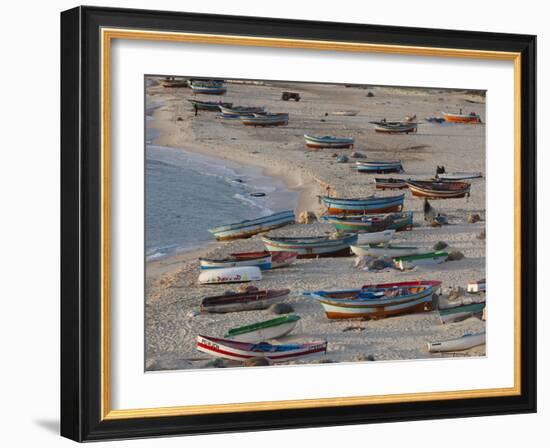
[261,233,357,258]
[305,280,440,319]
[354,160,403,173]
[208,210,295,241]
[323,211,413,232]
[303,134,355,149]
[320,193,405,214]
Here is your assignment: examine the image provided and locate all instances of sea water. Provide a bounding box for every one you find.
[145,143,297,261]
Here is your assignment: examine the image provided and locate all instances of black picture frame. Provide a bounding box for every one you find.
[61,5,536,442]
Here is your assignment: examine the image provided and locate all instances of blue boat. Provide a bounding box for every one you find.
[208,210,295,241]
[354,160,403,173]
[190,81,227,95]
[261,233,357,258]
[320,194,405,214]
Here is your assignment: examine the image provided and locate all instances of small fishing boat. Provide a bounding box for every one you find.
[229,251,298,269]
[353,229,396,245]
[406,180,471,199]
[187,99,232,111]
[350,244,419,258]
[189,82,227,95]
[427,332,486,352]
[303,134,355,149]
[198,266,261,285]
[355,160,403,174]
[223,315,301,342]
[324,211,413,232]
[375,178,408,190]
[240,113,289,126]
[393,251,448,270]
[197,335,327,362]
[219,105,266,116]
[320,194,405,214]
[437,172,483,181]
[160,77,188,88]
[332,110,359,116]
[370,121,418,134]
[442,111,482,123]
[438,301,486,324]
[261,233,358,258]
[306,280,439,319]
[199,253,272,270]
[208,210,295,241]
[467,279,486,293]
[200,288,290,313]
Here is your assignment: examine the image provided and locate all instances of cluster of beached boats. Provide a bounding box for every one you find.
[168,78,487,363]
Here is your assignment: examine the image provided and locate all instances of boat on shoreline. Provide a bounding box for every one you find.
[160,77,188,88]
[189,81,227,95]
[208,210,295,241]
[438,301,486,324]
[224,315,301,342]
[355,160,403,174]
[306,280,439,319]
[442,111,482,123]
[393,251,448,270]
[303,134,355,149]
[197,335,327,362]
[219,105,266,116]
[324,211,413,233]
[406,180,471,199]
[261,233,358,258]
[370,121,418,134]
[436,172,482,181]
[350,244,419,258]
[198,266,261,285]
[427,332,485,352]
[375,178,408,190]
[229,251,298,269]
[199,253,272,270]
[320,194,405,214]
[200,288,290,313]
[187,99,232,111]
[240,113,289,126]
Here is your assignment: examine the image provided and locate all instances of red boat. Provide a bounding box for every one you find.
[442,111,482,123]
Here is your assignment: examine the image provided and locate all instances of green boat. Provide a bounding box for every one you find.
[393,251,448,270]
[223,315,301,342]
[438,301,486,324]
[323,211,413,233]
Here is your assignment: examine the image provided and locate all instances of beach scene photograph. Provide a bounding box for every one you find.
[145,76,487,371]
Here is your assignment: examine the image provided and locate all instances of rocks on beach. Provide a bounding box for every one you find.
[269,303,295,315]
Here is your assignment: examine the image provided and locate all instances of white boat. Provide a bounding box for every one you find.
[427,332,486,353]
[223,315,301,342]
[350,244,419,258]
[437,172,483,181]
[198,266,261,285]
[356,230,396,245]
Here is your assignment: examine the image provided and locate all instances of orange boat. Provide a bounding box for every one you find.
[442,111,482,123]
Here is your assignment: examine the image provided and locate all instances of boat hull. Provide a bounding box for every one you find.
[198,267,261,285]
[199,254,272,270]
[374,124,418,134]
[190,86,227,95]
[320,194,405,215]
[438,302,486,324]
[209,210,295,241]
[224,317,300,342]
[196,335,327,362]
[261,234,357,258]
[442,112,482,123]
[201,289,290,313]
[303,135,355,149]
[320,296,432,319]
[427,333,486,352]
[393,252,448,270]
[406,181,470,199]
[351,245,419,258]
[375,178,408,189]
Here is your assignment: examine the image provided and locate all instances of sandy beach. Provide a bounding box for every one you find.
[145,79,486,371]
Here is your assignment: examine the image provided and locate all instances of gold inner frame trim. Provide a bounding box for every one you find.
[100,27,522,421]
